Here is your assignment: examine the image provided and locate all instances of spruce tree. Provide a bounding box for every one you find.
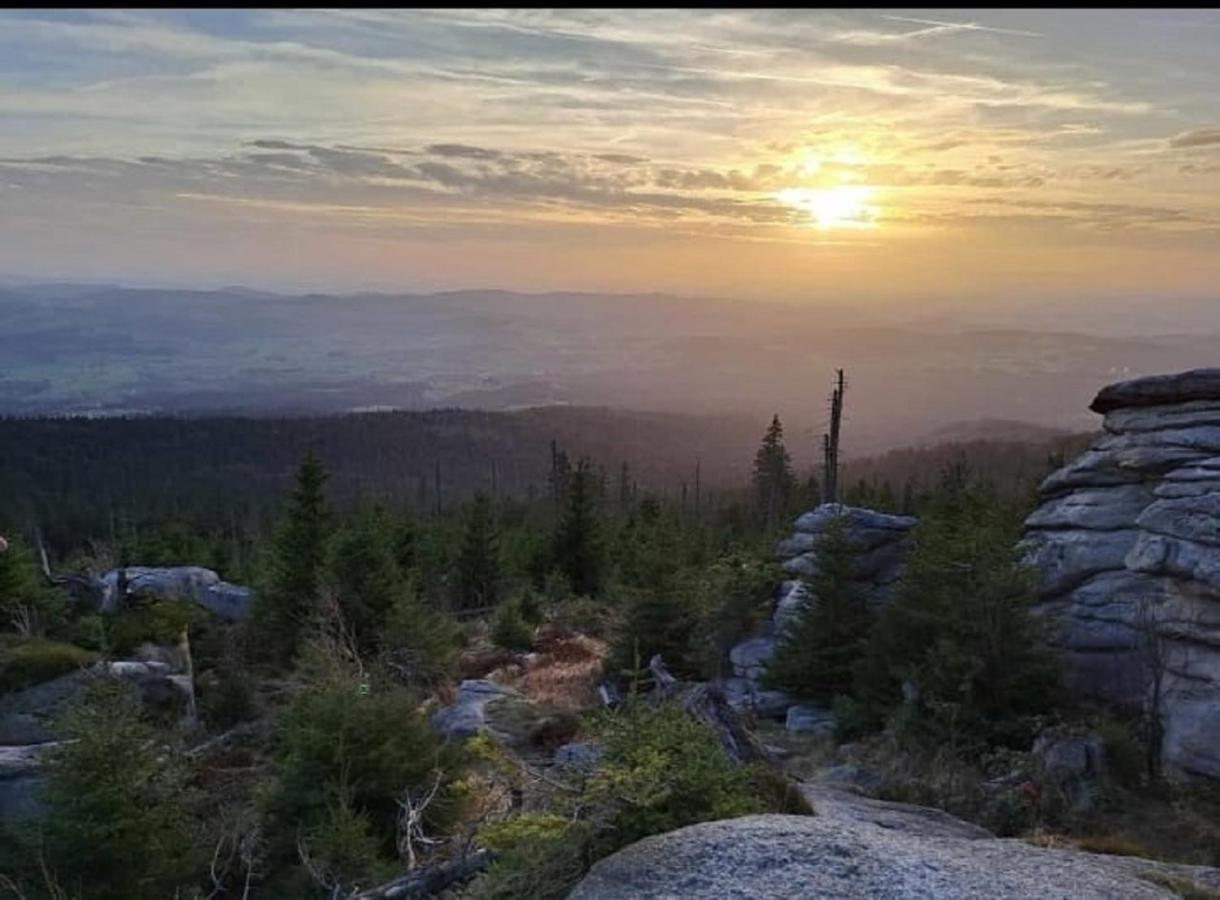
[454,491,501,610]
[253,451,333,664]
[552,458,603,597]
[855,465,1059,752]
[764,514,870,702]
[752,414,796,529]
[327,510,402,653]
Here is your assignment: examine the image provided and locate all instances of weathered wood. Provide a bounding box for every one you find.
[350,849,495,899]
[647,655,773,766]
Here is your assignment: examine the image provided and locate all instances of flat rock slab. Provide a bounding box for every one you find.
[569,812,1220,900]
[1091,368,1220,414]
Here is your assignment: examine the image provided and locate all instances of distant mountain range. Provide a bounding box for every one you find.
[2,281,1217,456]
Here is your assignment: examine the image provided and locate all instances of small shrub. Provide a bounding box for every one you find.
[468,814,589,900]
[198,668,257,730]
[750,765,814,816]
[0,639,98,694]
[105,599,200,656]
[545,594,611,639]
[492,597,535,652]
[36,679,203,899]
[1098,718,1145,788]
[1076,833,1157,858]
[587,701,767,846]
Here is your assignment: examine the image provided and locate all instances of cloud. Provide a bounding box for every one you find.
[1169,127,1220,149]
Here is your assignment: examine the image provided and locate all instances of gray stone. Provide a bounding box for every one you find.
[785,704,835,736]
[1019,529,1138,597]
[1105,402,1220,435]
[430,679,517,741]
[1033,732,1107,783]
[1026,372,1220,781]
[553,742,604,772]
[729,636,777,680]
[1137,493,1220,547]
[1091,368,1220,414]
[793,505,917,538]
[721,678,795,719]
[569,811,1220,900]
[775,532,817,558]
[0,713,52,746]
[772,581,809,635]
[1024,485,1153,531]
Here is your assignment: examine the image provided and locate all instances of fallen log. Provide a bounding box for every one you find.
[350,849,495,899]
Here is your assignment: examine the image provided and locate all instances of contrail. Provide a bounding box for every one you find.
[879,14,1042,38]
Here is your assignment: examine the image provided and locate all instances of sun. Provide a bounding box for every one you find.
[776,185,878,229]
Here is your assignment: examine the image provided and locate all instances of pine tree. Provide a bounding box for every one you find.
[855,465,1059,752]
[609,503,698,678]
[764,514,870,701]
[752,414,796,529]
[0,535,63,631]
[252,451,333,664]
[38,680,200,900]
[454,491,501,610]
[552,458,604,597]
[327,510,403,652]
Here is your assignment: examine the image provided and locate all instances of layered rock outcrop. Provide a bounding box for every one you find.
[1023,368,1220,779]
[724,505,916,720]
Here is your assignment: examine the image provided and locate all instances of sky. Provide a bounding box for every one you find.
[1,8,1218,311]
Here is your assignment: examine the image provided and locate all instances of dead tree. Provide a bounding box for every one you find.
[822,369,846,504]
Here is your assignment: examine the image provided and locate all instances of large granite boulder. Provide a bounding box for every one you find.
[570,808,1220,899]
[724,505,916,719]
[1022,369,1220,780]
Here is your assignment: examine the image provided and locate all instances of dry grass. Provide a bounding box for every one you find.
[487,628,607,713]
[1074,833,1158,859]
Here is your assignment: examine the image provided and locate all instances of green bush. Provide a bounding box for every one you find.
[1098,718,1146,788]
[491,597,535,652]
[854,466,1059,754]
[0,638,98,694]
[587,701,770,846]
[198,668,257,730]
[545,594,611,638]
[260,675,469,878]
[33,680,203,900]
[379,585,463,691]
[104,598,199,656]
[764,515,871,701]
[690,552,778,680]
[467,814,590,900]
[465,700,802,900]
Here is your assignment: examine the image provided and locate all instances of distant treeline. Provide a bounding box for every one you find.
[0,405,1095,556]
[0,407,768,547]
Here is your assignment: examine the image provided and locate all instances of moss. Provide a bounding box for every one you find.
[0,639,98,694]
[1075,834,1158,858]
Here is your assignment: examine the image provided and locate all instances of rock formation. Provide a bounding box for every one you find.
[1023,368,1220,780]
[0,640,198,819]
[724,504,916,721]
[569,807,1220,899]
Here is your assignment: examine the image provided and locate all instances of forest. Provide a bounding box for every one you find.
[6,409,1202,900]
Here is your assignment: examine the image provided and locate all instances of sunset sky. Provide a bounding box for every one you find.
[1,9,1217,307]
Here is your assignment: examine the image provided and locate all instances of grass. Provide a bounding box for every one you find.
[1075,833,1158,858]
[0,638,99,694]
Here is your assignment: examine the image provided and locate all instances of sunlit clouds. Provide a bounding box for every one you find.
[0,9,1217,301]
